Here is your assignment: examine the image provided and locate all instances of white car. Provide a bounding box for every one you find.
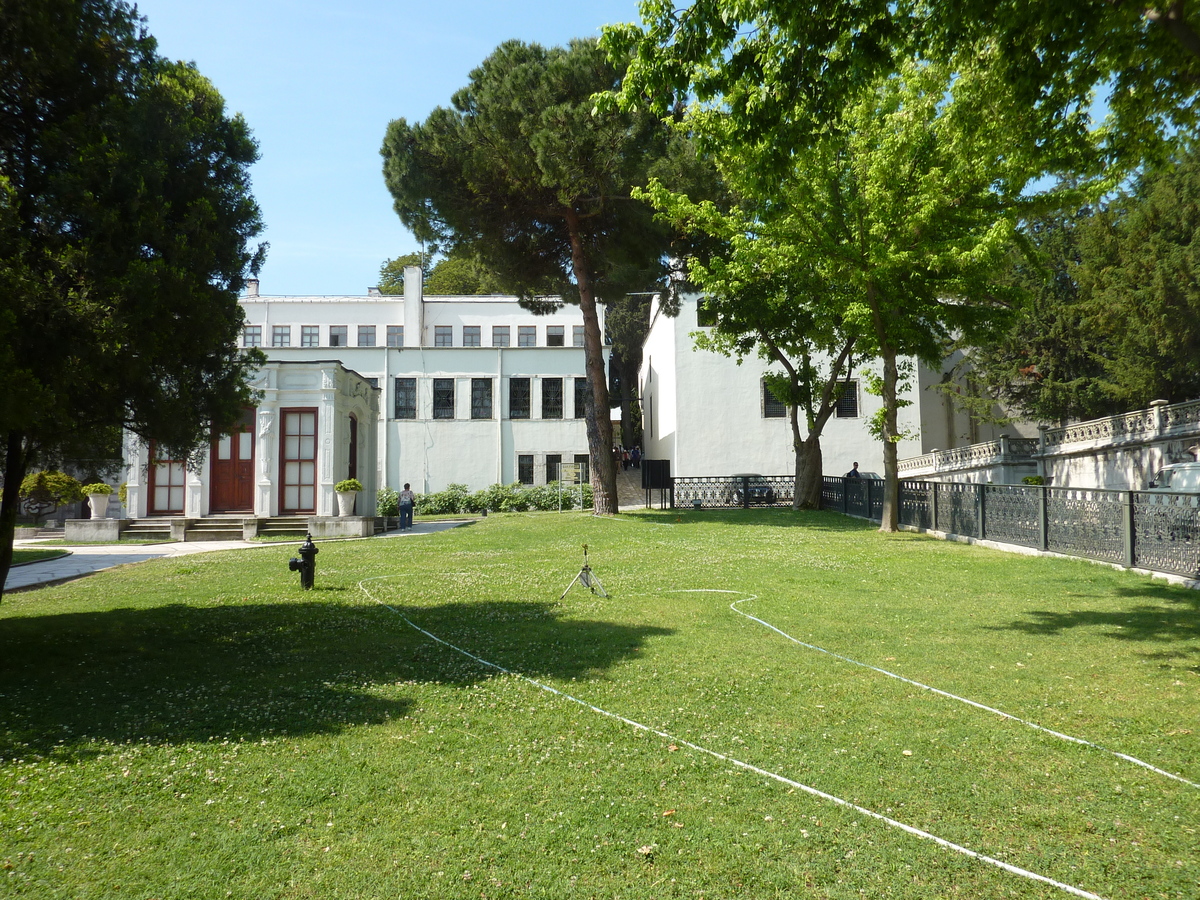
[1147,462,1200,492]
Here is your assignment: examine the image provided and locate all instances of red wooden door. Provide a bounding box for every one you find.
[210,408,256,513]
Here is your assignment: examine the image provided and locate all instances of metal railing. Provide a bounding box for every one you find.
[671,475,795,509]
[821,476,1200,580]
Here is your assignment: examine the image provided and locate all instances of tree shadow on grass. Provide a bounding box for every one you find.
[0,599,670,760]
[622,508,880,531]
[986,582,1200,669]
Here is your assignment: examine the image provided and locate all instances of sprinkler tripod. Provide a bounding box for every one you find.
[559,543,608,599]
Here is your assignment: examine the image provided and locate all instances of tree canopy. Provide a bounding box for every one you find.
[606,0,1198,171]
[380,38,678,513]
[0,0,265,595]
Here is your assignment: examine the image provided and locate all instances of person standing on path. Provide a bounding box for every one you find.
[845,462,861,478]
[398,483,415,530]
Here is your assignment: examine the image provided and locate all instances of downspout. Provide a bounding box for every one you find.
[497,346,504,484]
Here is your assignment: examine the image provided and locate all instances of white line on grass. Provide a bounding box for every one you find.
[358,575,1108,900]
[690,589,1198,790]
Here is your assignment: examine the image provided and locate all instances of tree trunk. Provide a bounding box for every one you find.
[795,431,824,510]
[564,209,618,515]
[868,284,900,531]
[0,431,30,601]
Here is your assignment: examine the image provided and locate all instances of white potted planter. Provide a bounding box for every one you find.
[82,483,114,518]
[334,479,362,517]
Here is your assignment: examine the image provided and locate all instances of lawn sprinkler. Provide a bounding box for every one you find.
[559,543,607,600]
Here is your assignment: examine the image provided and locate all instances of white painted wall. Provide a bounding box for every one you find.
[639,294,922,478]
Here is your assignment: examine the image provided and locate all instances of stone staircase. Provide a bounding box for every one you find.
[257,516,310,538]
[183,516,247,542]
[120,518,174,541]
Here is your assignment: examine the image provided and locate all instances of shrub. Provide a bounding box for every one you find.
[334,478,363,493]
[416,483,469,515]
[377,487,400,517]
[81,483,114,495]
[410,480,593,515]
[117,482,128,505]
[19,471,83,505]
[1021,475,1045,486]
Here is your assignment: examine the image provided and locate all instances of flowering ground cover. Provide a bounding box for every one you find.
[1,508,1196,898]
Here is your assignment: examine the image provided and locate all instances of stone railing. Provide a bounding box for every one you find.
[897,436,1038,477]
[1041,398,1200,452]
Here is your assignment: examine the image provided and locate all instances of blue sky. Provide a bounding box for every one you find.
[133,0,644,295]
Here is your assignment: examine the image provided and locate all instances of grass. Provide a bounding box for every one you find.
[10,549,69,566]
[1,508,1196,899]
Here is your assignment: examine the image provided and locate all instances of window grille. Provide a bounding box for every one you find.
[546,453,562,482]
[471,378,492,419]
[574,377,589,419]
[394,377,416,419]
[836,380,859,418]
[517,454,534,484]
[509,377,530,419]
[542,378,564,419]
[432,378,455,418]
[763,380,786,418]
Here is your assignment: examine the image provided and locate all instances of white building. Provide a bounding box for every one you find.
[638,293,1020,478]
[123,267,597,520]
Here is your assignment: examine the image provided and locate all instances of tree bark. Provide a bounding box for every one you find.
[794,431,824,509]
[0,431,31,601]
[869,283,900,531]
[564,208,619,515]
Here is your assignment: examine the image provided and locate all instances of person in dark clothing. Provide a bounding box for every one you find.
[845,462,861,478]
[398,483,415,530]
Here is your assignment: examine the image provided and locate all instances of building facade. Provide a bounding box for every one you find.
[638,293,924,478]
[123,267,598,518]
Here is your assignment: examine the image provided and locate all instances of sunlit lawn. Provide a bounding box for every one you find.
[1,509,1197,899]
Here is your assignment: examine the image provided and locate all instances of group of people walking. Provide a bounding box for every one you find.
[615,445,641,471]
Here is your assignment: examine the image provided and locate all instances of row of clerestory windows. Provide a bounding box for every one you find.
[393,376,590,421]
[245,323,584,349]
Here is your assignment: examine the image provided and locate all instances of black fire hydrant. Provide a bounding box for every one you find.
[288,532,319,590]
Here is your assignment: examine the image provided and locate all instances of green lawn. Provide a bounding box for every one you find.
[1,509,1196,899]
[10,548,69,566]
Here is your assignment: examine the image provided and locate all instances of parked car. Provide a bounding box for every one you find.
[729,473,777,505]
[1147,461,1200,492]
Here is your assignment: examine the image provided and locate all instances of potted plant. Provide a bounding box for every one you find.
[334,478,363,516]
[82,483,115,518]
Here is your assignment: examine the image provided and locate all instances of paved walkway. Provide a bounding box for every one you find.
[615,465,647,510]
[4,521,466,592]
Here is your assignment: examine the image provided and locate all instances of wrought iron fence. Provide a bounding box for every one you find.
[819,476,1200,580]
[671,475,794,509]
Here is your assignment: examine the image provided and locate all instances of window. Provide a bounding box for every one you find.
[574,453,590,484]
[547,325,565,346]
[697,298,717,327]
[574,377,589,419]
[281,409,317,514]
[471,378,493,419]
[836,380,859,418]
[365,377,379,388]
[542,378,564,419]
[434,325,453,347]
[329,325,348,347]
[387,325,404,347]
[546,453,562,483]
[243,325,261,348]
[301,325,319,347]
[518,325,536,347]
[509,377,530,419]
[573,325,585,347]
[272,325,291,347]
[394,377,416,419]
[358,325,376,347]
[432,378,455,419]
[517,454,534,485]
[463,325,481,347]
[492,325,510,347]
[763,380,786,418]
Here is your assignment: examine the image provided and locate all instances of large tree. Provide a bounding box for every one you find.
[0,0,265,596]
[381,38,675,514]
[606,1,1197,171]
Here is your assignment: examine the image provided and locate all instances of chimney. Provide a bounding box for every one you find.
[367,286,381,296]
[403,265,423,347]
[245,278,259,298]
